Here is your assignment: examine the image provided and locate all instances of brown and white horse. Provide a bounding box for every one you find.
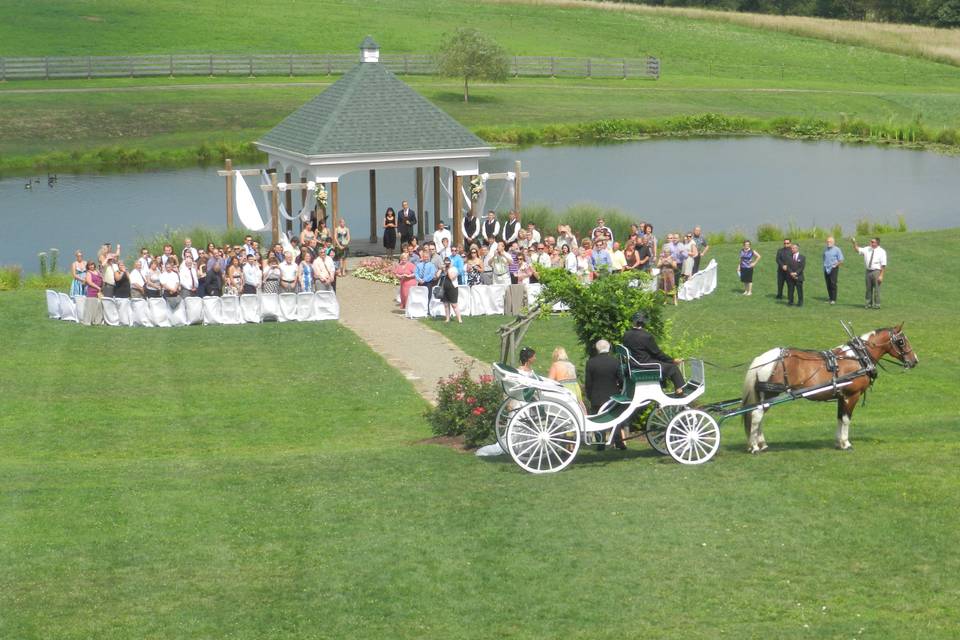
[741,324,917,453]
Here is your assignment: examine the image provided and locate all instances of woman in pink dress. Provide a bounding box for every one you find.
[394,251,417,309]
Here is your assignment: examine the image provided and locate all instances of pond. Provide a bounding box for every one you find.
[2,137,957,271]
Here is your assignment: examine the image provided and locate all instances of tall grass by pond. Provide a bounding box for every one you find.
[134,226,265,259]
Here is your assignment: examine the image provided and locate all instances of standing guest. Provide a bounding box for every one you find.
[634,236,652,272]
[242,254,261,294]
[622,241,641,271]
[438,237,453,260]
[462,208,480,250]
[262,256,282,294]
[439,258,462,324]
[383,207,398,258]
[394,252,417,308]
[334,218,351,276]
[643,223,657,257]
[562,244,577,274]
[113,261,131,298]
[224,256,243,296]
[299,253,314,293]
[279,252,298,293]
[657,250,678,304]
[526,222,542,246]
[181,237,199,263]
[204,260,224,296]
[851,236,887,309]
[506,243,521,284]
[482,210,501,245]
[129,259,146,299]
[775,238,793,300]
[610,241,627,273]
[70,250,87,297]
[312,248,336,292]
[681,233,699,282]
[160,243,176,267]
[548,347,586,414]
[786,243,806,307]
[516,229,530,251]
[300,224,317,249]
[82,262,103,326]
[691,226,709,274]
[160,260,181,299]
[576,247,591,284]
[433,221,452,251]
[101,255,118,298]
[178,256,200,298]
[137,247,152,273]
[585,339,625,449]
[590,239,613,276]
[450,246,466,285]
[592,218,613,244]
[465,247,483,285]
[97,243,114,268]
[415,248,438,303]
[242,236,257,257]
[397,200,417,246]
[534,244,552,270]
[666,233,688,274]
[488,243,511,286]
[557,225,578,252]
[515,252,534,285]
[580,238,593,262]
[738,240,761,296]
[822,236,844,305]
[144,259,163,298]
[406,238,420,262]
[429,242,444,274]
[502,211,521,245]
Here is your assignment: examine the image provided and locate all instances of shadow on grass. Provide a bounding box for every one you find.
[430,91,501,105]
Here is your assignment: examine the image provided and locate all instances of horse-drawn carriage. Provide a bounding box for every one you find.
[491,323,917,474]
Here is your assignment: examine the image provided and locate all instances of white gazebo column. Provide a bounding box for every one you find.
[452,173,464,247]
[284,169,293,237]
[433,166,441,233]
[369,169,377,244]
[415,168,425,241]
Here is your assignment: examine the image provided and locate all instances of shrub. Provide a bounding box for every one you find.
[23,272,72,290]
[897,215,908,233]
[0,265,23,291]
[855,218,872,236]
[727,229,748,245]
[426,365,503,448]
[831,224,844,239]
[756,224,782,242]
[353,257,399,284]
[706,232,728,246]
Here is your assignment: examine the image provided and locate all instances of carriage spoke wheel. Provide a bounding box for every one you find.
[495,401,515,451]
[506,401,581,474]
[665,409,720,465]
[645,405,681,455]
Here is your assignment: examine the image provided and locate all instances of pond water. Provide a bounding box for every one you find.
[2,137,957,271]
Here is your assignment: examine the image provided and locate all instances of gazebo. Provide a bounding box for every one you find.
[253,37,494,246]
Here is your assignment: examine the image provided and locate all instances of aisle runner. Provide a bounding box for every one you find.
[46,291,339,327]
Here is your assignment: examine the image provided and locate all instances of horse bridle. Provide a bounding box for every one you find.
[870,329,914,369]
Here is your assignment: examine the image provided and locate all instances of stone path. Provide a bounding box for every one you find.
[336,274,489,404]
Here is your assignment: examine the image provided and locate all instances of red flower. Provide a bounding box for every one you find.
[455,392,464,401]
[466,396,476,405]
[479,374,493,384]
[472,407,486,416]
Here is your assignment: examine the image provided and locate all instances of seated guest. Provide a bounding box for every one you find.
[548,347,585,413]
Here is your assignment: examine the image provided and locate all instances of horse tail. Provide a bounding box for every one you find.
[742,348,781,437]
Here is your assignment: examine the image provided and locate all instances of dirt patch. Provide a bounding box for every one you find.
[81,15,104,22]
[414,434,472,453]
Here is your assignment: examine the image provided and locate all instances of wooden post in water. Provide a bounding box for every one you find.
[415,167,425,240]
[452,174,463,248]
[284,171,293,237]
[270,171,280,246]
[369,170,377,244]
[514,160,523,219]
[224,158,234,230]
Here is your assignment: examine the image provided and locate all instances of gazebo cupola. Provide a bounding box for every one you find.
[254,37,493,244]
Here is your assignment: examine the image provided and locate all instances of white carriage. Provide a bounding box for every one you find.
[492,347,719,473]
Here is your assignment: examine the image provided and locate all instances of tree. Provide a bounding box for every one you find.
[436,28,509,103]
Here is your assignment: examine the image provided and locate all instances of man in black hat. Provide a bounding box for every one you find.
[622,311,686,394]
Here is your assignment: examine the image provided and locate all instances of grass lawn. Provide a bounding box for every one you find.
[2,229,959,637]
[2,0,960,166]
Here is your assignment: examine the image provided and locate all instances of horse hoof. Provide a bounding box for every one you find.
[835,443,853,451]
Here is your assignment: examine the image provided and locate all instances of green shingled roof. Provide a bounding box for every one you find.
[257,59,490,157]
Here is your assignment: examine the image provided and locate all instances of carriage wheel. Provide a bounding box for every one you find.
[665,409,721,465]
[506,400,581,474]
[495,401,515,451]
[645,405,681,455]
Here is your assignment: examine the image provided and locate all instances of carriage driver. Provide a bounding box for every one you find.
[622,312,686,395]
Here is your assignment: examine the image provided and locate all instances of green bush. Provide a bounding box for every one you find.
[756,224,782,242]
[0,265,23,291]
[706,232,728,246]
[831,224,844,239]
[855,218,872,236]
[727,229,748,245]
[426,366,503,448]
[23,272,72,290]
[897,215,908,233]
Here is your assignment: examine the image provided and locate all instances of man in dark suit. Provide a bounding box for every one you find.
[585,339,625,450]
[622,312,685,393]
[775,238,793,300]
[398,200,417,245]
[786,242,805,307]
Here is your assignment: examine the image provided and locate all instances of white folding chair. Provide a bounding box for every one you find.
[101,297,121,326]
[457,285,472,317]
[297,292,317,321]
[488,284,507,315]
[470,285,491,316]
[240,294,262,323]
[148,298,172,328]
[526,283,542,308]
[131,298,152,327]
[405,286,429,319]
[46,290,61,319]
[184,297,203,325]
[58,293,78,322]
[314,291,339,320]
[260,293,282,322]
[279,293,299,321]
[168,299,187,327]
[202,296,223,325]
[219,295,242,325]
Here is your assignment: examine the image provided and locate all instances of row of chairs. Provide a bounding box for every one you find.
[46,291,339,327]
[404,283,564,319]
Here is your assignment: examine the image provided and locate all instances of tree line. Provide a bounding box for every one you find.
[623,0,960,26]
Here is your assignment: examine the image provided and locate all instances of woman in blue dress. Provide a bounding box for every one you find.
[69,250,87,297]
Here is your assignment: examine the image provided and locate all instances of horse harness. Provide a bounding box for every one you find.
[756,337,877,401]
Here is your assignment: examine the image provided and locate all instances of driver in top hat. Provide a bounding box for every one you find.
[622,311,686,394]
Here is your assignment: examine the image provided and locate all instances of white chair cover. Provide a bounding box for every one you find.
[202,296,224,325]
[526,283,542,308]
[58,293,78,322]
[429,293,445,317]
[184,297,203,325]
[148,298,172,328]
[260,293,282,322]
[678,259,718,301]
[314,291,339,320]
[219,295,242,325]
[469,285,492,316]
[279,293,299,321]
[297,292,317,321]
[131,298,152,327]
[488,284,507,314]
[405,286,429,319]
[115,298,132,326]
[240,294,262,323]
[101,297,121,326]
[46,290,61,319]
[168,299,187,327]
[457,285,471,316]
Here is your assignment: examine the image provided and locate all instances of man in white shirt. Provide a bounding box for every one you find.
[526,222,541,246]
[481,211,500,245]
[610,241,627,272]
[181,237,199,263]
[533,243,552,270]
[433,221,452,251]
[501,211,520,245]
[242,254,262,294]
[851,237,887,309]
[137,247,152,272]
[178,256,200,298]
[591,218,614,245]
[279,252,299,292]
[160,260,181,298]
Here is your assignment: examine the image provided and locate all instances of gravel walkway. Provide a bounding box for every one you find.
[336,275,489,405]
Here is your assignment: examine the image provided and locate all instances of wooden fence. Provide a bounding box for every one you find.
[0,53,660,81]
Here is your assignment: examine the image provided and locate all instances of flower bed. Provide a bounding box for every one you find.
[426,364,503,449]
[352,257,399,285]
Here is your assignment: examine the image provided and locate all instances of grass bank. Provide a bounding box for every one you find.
[3,229,957,637]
